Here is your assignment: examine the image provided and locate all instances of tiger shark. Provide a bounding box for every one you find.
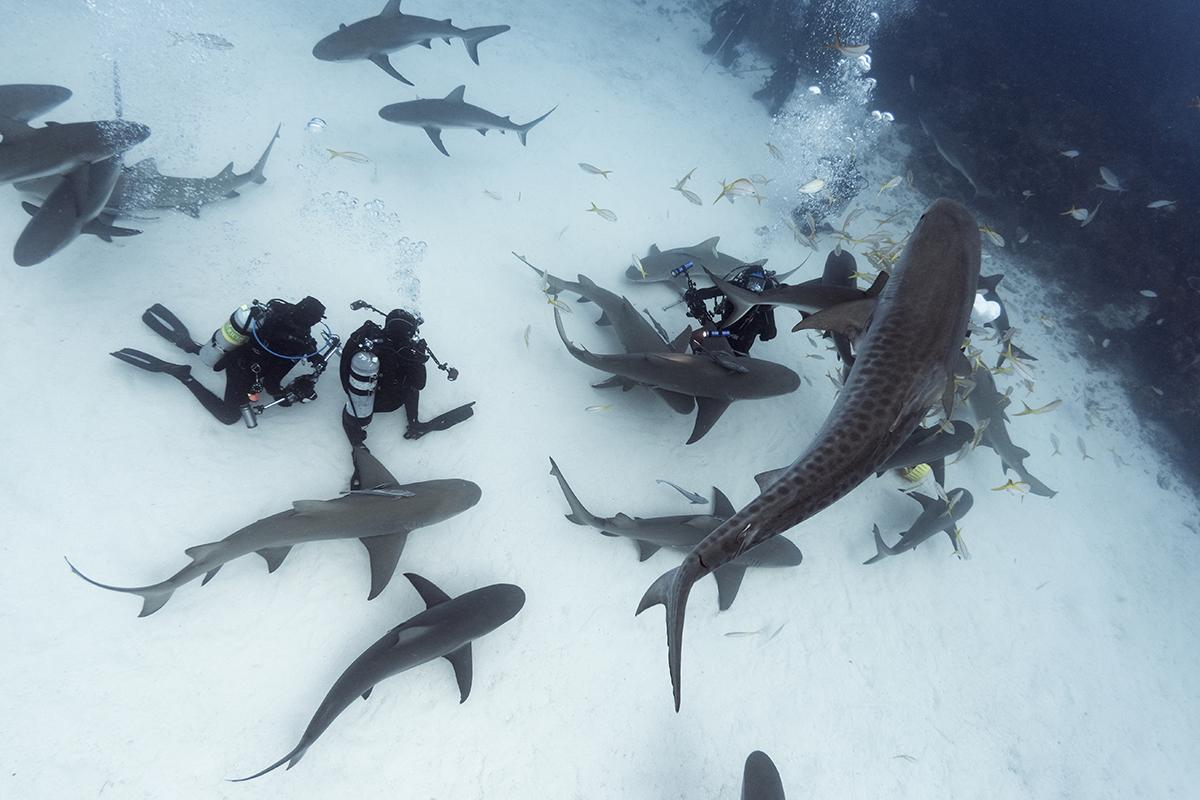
[550,458,803,610]
[378,85,555,157]
[553,307,800,443]
[234,573,524,781]
[624,236,751,284]
[65,446,481,615]
[16,124,280,218]
[864,488,974,564]
[966,364,1056,498]
[742,750,786,800]
[312,0,510,86]
[637,198,981,709]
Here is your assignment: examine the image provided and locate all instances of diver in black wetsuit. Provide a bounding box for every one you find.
[683,263,779,355]
[340,300,474,449]
[111,296,338,427]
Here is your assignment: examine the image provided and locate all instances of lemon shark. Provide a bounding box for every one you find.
[864,488,974,564]
[234,573,524,781]
[549,458,803,610]
[638,198,981,709]
[65,446,481,616]
[312,0,509,86]
[966,364,1056,498]
[742,751,786,800]
[624,236,751,284]
[378,85,555,157]
[553,306,800,443]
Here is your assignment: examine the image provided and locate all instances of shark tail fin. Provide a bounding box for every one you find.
[229,742,309,783]
[248,124,281,185]
[548,457,597,528]
[863,524,893,565]
[515,105,557,146]
[635,560,700,712]
[63,557,175,617]
[461,25,510,65]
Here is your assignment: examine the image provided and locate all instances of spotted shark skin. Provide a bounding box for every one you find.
[638,198,981,710]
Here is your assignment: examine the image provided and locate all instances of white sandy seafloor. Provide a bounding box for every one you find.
[2,1,1198,798]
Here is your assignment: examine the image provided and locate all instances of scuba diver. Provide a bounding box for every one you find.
[681,262,780,355]
[339,299,474,449]
[110,296,338,427]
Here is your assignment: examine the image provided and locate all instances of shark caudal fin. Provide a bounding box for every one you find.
[862,525,895,565]
[461,25,510,65]
[247,124,281,185]
[229,742,309,783]
[64,557,175,617]
[636,561,700,712]
[515,106,557,146]
[548,457,597,526]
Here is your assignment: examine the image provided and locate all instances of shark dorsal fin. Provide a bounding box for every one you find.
[128,157,160,175]
[669,326,692,353]
[404,572,452,609]
[648,244,661,255]
[444,85,467,103]
[216,161,235,179]
[380,0,402,15]
[754,467,787,493]
[712,487,736,518]
[695,235,720,255]
[339,22,347,30]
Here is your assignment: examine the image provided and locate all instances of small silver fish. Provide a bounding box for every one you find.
[1077,436,1094,461]
[587,203,617,222]
[1146,200,1176,209]
[1059,149,1080,158]
[1050,433,1061,456]
[1140,289,1158,298]
[878,175,902,194]
[327,149,371,164]
[523,324,531,348]
[766,142,784,161]
[483,189,503,201]
[799,178,825,194]
[676,188,703,206]
[578,162,612,178]
[169,31,234,49]
[656,479,707,505]
[585,403,613,413]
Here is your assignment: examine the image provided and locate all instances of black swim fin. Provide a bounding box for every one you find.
[141,303,201,355]
[110,348,192,379]
[404,402,476,440]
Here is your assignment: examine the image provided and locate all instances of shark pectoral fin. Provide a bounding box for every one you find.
[256,546,293,573]
[907,491,941,512]
[201,566,222,586]
[445,644,473,703]
[711,487,736,518]
[423,126,450,157]
[224,190,240,199]
[711,563,747,611]
[404,572,452,608]
[687,397,731,444]
[82,214,141,242]
[351,446,402,491]
[360,532,409,600]
[653,388,696,414]
[419,39,432,48]
[932,458,946,487]
[63,164,91,215]
[791,298,876,338]
[20,201,40,217]
[477,128,488,136]
[753,468,786,493]
[595,311,612,326]
[369,53,414,86]
[634,540,662,562]
[668,326,693,353]
[361,686,373,700]
[593,375,635,391]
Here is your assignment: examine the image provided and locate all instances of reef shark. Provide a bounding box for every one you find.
[624,236,751,284]
[234,573,524,781]
[742,750,786,800]
[0,115,149,186]
[966,364,1056,497]
[378,85,555,157]
[977,274,1036,365]
[875,420,975,486]
[529,265,670,354]
[919,115,991,199]
[66,446,481,615]
[638,198,981,709]
[550,458,803,610]
[13,156,128,266]
[553,306,800,443]
[16,124,280,218]
[0,83,72,123]
[703,263,868,328]
[312,0,509,86]
[864,488,974,564]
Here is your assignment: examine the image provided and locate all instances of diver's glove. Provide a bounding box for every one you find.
[280,374,319,406]
[404,421,430,440]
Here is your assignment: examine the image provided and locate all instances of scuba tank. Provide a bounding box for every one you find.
[199,304,255,368]
[344,350,380,425]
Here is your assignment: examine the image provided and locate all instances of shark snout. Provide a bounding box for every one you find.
[100,120,151,149]
[312,35,343,61]
[484,584,526,624]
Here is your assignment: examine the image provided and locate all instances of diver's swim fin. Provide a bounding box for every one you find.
[110,348,192,379]
[141,304,201,355]
[404,402,476,440]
